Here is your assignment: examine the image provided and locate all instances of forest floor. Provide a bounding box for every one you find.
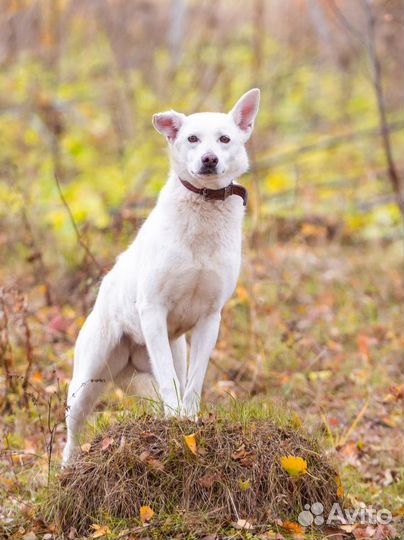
[0,233,403,539]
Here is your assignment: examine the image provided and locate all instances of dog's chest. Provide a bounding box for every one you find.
[163,206,241,337]
[166,267,223,338]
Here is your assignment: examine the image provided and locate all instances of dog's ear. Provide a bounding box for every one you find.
[229,88,260,139]
[152,110,186,142]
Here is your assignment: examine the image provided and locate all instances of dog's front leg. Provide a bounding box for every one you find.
[139,304,181,415]
[181,312,221,418]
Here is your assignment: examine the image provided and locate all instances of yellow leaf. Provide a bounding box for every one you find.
[239,479,251,490]
[184,433,197,455]
[280,455,308,477]
[140,505,154,523]
[336,474,344,498]
[89,524,111,538]
[81,443,91,453]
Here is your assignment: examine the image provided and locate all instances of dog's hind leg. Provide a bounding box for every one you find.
[63,312,126,465]
[171,335,187,396]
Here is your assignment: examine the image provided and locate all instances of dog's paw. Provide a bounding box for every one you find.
[179,405,199,422]
[163,403,182,419]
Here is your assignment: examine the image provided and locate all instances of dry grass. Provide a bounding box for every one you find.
[45,405,341,538]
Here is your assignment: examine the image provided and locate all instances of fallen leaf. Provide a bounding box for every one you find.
[139,450,164,470]
[68,527,78,539]
[184,433,197,455]
[353,525,376,539]
[373,523,398,540]
[390,384,404,400]
[336,474,344,498]
[198,473,219,488]
[140,505,154,523]
[281,521,304,537]
[81,443,91,453]
[340,524,358,533]
[280,455,308,477]
[238,479,251,490]
[90,524,111,538]
[140,431,156,442]
[32,371,43,383]
[231,444,256,466]
[100,437,114,451]
[232,444,248,460]
[22,532,37,540]
[233,518,254,530]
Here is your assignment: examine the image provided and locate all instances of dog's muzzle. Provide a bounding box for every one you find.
[199,165,218,175]
[199,152,218,175]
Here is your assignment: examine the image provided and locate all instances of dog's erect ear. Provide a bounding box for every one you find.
[229,88,260,138]
[152,110,186,142]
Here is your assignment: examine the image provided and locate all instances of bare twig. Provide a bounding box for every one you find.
[363,0,403,214]
[328,0,368,48]
[53,172,103,274]
[252,120,403,171]
[0,289,16,403]
[21,208,53,306]
[20,293,34,407]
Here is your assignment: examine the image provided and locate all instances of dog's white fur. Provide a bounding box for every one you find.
[63,89,260,465]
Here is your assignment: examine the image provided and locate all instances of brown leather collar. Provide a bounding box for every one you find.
[179,178,248,206]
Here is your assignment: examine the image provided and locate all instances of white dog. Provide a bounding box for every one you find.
[63,88,260,464]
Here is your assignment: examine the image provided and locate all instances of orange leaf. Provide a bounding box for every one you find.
[32,371,43,383]
[282,520,304,537]
[357,334,370,358]
[140,505,154,523]
[336,474,344,498]
[184,433,197,455]
[236,285,249,303]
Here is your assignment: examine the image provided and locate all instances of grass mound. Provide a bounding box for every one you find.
[47,404,341,537]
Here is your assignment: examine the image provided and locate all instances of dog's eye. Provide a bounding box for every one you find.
[188,135,199,143]
[219,135,230,143]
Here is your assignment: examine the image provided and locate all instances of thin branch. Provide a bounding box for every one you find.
[252,120,403,171]
[54,172,103,274]
[328,0,368,48]
[363,0,403,213]
[21,293,34,407]
[21,208,53,306]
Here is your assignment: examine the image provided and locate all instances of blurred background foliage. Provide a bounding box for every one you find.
[0,0,402,280]
[0,4,403,534]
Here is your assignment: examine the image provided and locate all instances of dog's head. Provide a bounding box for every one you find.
[153,89,260,188]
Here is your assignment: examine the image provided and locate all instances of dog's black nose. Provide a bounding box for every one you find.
[201,153,218,166]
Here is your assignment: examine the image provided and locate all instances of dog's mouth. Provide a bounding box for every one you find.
[198,165,218,176]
